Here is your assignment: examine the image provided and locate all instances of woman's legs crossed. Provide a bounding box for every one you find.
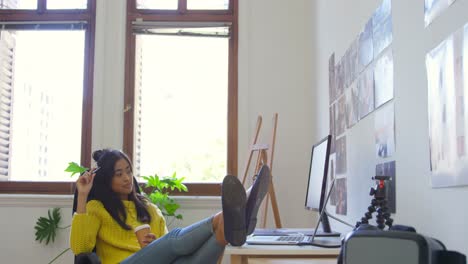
[120,217,217,264]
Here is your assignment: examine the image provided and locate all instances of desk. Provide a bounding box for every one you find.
[224,244,340,264]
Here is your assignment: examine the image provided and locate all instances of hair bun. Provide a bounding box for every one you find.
[92,149,106,163]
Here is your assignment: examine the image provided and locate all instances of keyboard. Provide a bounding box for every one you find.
[253,228,340,237]
[246,235,313,245]
[277,236,312,242]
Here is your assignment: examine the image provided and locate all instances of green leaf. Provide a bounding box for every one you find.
[64,162,88,177]
[173,177,188,192]
[141,171,188,224]
[34,208,62,245]
[149,192,167,205]
[164,203,180,216]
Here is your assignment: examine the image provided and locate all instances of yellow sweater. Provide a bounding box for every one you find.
[70,200,168,264]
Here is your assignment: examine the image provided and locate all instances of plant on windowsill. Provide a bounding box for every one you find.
[34,162,188,264]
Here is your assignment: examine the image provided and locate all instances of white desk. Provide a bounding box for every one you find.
[224,244,340,264]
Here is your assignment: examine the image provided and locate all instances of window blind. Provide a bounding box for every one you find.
[0,30,14,180]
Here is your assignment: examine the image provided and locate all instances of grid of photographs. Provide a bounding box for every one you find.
[328,0,394,140]
[425,23,468,187]
[327,0,396,216]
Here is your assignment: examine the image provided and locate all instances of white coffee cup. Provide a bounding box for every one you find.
[134,224,151,248]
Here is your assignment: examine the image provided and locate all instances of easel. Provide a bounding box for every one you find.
[241,113,282,228]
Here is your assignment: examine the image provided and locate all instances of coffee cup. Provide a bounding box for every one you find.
[134,224,151,248]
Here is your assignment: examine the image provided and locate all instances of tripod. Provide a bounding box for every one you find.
[356,176,393,230]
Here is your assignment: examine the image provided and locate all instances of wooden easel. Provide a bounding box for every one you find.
[241,113,282,228]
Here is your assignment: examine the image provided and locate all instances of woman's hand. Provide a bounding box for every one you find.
[142,233,157,247]
[76,168,97,196]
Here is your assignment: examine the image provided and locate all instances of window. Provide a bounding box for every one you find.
[137,0,178,10]
[0,0,36,9]
[135,0,231,10]
[0,0,95,194]
[187,0,229,10]
[125,0,238,195]
[47,0,87,10]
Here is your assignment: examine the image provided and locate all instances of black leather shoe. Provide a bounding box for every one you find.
[222,175,247,246]
[245,165,271,235]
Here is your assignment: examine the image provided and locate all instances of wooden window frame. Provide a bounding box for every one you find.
[0,0,96,194]
[124,0,238,196]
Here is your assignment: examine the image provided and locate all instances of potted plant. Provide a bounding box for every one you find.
[34,162,187,264]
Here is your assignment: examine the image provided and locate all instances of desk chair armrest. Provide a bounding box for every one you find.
[75,252,101,264]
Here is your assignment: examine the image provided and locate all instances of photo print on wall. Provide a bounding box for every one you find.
[424,0,458,27]
[335,177,347,215]
[372,0,392,58]
[330,105,336,154]
[345,39,359,88]
[335,60,345,98]
[358,68,375,119]
[373,0,391,29]
[375,102,395,158]
[329,53,336,104]
[358,20,374,73]
[346,82,360,128]
[374,50,394,108]
[336,135,347,175]
[335,95,347,136]
[375,160,396,213]
[425,23,468,187]
[373,15,393,58]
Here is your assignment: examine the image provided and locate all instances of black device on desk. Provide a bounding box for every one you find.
[340,224,466,264]
[246,135,341,247]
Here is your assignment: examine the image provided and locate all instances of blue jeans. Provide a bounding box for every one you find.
[120,216,225,264]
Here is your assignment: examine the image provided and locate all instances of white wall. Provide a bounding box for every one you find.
[313,0,468,256]
[0,0,317,263]
[238,0,317,229]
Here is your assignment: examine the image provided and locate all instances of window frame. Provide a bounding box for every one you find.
[124,0,238,196]
[0,0,96,194]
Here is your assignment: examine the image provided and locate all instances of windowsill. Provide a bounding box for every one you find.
[0,182,221,196]
[0,194,220,208]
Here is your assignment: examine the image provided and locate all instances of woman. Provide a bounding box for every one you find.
[70,149,270,264]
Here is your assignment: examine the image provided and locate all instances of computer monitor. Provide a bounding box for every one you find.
[304,135,333,233]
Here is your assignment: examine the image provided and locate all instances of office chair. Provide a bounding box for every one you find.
[72,176,142,264]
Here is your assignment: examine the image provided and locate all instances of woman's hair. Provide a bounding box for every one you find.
[88,149,151,230]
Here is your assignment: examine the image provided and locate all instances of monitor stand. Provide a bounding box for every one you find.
[308,179,354,248]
